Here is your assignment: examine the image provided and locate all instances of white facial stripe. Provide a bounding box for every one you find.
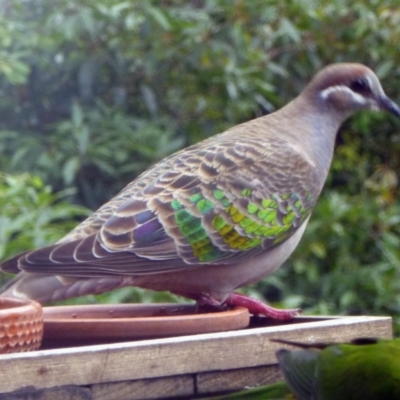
[365,75,373,90]
[320,85,367,105]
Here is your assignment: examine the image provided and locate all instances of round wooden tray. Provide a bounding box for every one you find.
[0,297,43,353]
[42,303,250,348]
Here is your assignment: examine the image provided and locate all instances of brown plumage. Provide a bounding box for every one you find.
[1,63,399,319]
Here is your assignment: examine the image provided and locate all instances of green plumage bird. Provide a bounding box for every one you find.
[276,337,400,400]
[210,337,400,400]
[1,63,399,319]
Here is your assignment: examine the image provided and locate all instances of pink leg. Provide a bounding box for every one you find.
[225,292,301,320]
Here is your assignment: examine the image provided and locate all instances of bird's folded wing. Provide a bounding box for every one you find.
[1,136,318,277]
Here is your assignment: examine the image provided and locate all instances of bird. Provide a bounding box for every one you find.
[1,63,399,319]
[206,337,400,400]
[274,337,400,400]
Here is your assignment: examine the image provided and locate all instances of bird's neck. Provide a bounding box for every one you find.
[273,94,344,178]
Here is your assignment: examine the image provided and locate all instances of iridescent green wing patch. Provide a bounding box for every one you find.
[171,187,312,264]
[171,198,223,262]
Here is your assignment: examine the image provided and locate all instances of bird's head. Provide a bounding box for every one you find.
[305,63,400,119]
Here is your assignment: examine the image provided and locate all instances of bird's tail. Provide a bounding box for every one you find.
[0,272,130,303]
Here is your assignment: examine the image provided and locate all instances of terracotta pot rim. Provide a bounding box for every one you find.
[0,297,42,315]
[0,297,43,353]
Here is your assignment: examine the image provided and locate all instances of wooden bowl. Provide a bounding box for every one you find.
[42,303,250,348]
[0,297,43,353]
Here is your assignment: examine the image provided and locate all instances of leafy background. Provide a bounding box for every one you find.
[1,0,400,332]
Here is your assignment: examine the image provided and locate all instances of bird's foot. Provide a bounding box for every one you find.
[225,292,301,320]
[196,293,229,313]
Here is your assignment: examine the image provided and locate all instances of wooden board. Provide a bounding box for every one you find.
[0,316,392,397]
[91,376,194,400]
[196,365,283,394]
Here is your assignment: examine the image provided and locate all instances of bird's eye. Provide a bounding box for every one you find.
[350,77,370,93]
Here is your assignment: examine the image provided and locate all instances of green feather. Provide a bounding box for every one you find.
[189,192,203,203]
[197,198,214,214]
[262,199,277,208]
[247,203,259,214]
[276,337,400,400]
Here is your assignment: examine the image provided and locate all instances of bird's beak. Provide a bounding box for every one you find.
[379,95,400,118]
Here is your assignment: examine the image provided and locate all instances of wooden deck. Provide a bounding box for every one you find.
[0,315,392,399]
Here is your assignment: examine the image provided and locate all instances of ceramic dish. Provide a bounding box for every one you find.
[42,303,250,348]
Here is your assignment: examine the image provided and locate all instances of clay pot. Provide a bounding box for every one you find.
[0,297,43,353]
[42,303,249,348]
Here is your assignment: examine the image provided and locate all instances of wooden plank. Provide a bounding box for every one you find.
[0,316,392,394]
[91,376,194,400]
[196,365,282,395]
[0,386,91,400]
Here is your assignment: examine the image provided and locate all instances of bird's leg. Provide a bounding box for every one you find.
[197,291,301,319]
[225,292,301,320]
[196,292,229,313]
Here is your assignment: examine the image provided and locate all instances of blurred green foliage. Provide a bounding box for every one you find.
[1,0,400,330]
[0,173,89,286]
